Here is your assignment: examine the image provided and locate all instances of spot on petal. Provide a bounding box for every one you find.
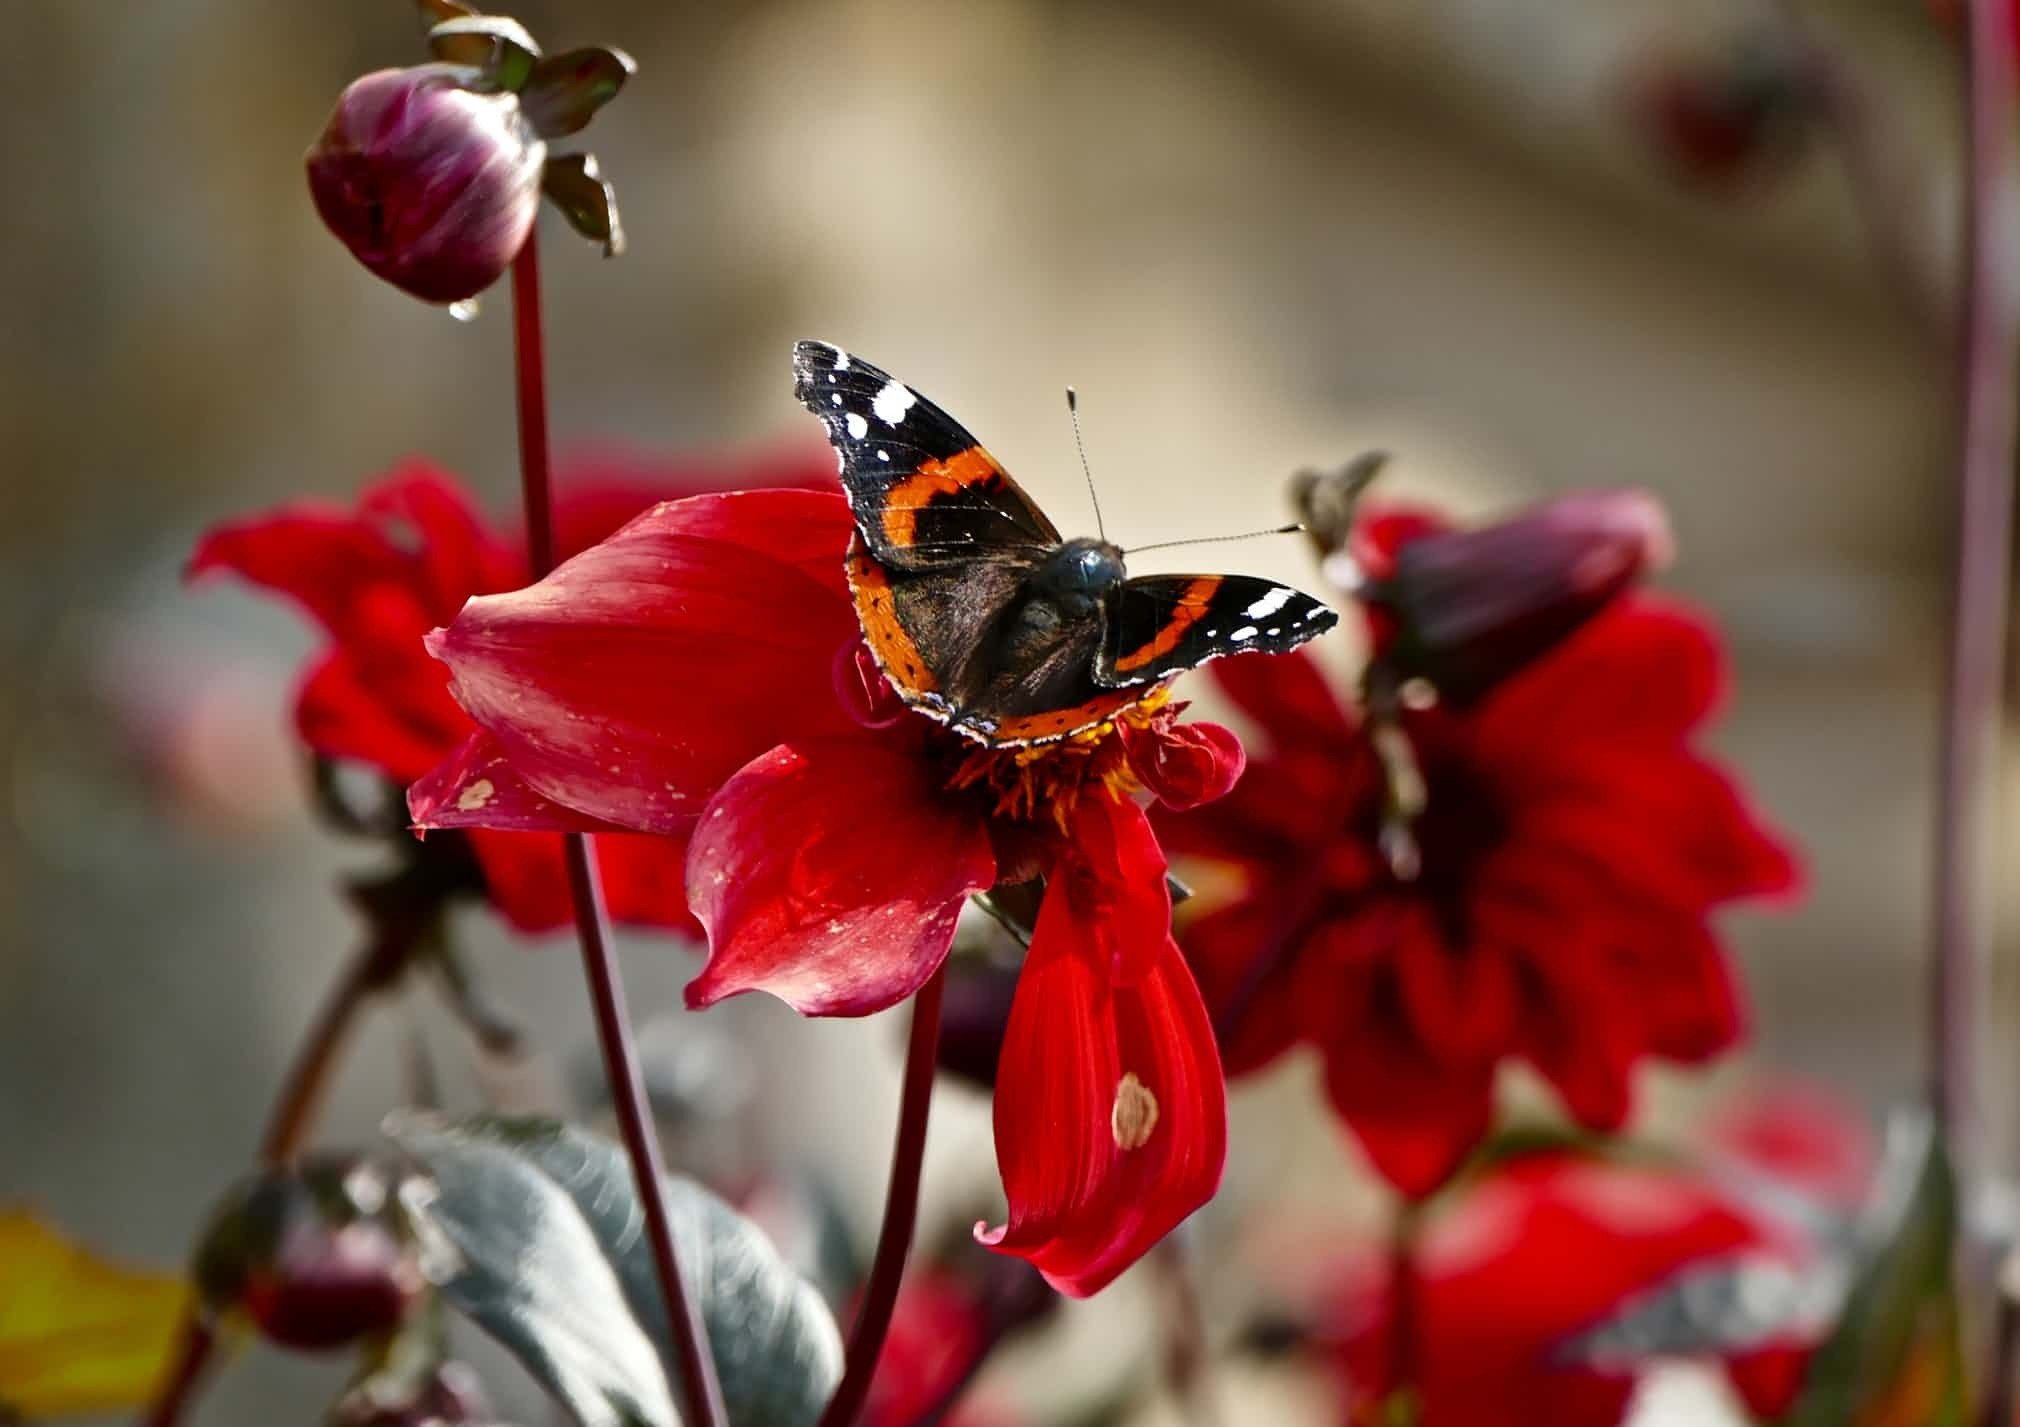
[1111,1071,1158,1151]
[457,778,495,812]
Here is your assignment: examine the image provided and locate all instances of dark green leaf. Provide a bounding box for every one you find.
[427,16,541,91]
[1776,1111,1965,1427]
[522,48,636,138]
[386,1113,842,1427]
[543,155,625,258]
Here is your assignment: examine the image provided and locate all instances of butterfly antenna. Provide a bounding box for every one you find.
[1066,386,1106,542]
[1125,523,1305,557]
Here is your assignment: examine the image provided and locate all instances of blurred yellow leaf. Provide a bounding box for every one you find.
[0,1209,188,1419]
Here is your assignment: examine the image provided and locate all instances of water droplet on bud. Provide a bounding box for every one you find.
[448,298,482,322]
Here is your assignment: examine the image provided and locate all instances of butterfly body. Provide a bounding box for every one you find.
[794,340,1338,746]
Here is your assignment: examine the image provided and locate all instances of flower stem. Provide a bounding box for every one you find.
[509,233,728,1427]
[817,966,947,1427]
[1932,0,2017,1167]
[1954,0,2020,1414]
[1156,1228,1224,1427]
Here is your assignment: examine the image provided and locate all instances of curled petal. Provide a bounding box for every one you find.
[429,490,859,833]
[1120,718,1244,812]
[831,640,910,731]
[409,731,623,834]
[979,906,1226,1297]
[684,739,995,1016]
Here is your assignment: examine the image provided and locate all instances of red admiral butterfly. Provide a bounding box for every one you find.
[793,340,1339,746]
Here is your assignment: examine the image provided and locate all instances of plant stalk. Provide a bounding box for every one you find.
[511,233,729,1427]
[817,966,947,1427]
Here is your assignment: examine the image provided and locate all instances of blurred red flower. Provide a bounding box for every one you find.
[862,1272,1024,1427]
[1324,1152,1816,1427]
[408,488,1240,1295]
[1159,510,1798,1197]
[188,449,829,933]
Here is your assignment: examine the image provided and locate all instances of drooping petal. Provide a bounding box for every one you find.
[1120,717,1244,812]
[683,738,995,1016]
[1053,794,1173,986]
[188,504,418,644]
[980,919,1226,1297]
[409,731,625,834]
[428,490,860,833]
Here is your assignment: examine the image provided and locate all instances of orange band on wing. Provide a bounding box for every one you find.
[846,540,940,696]
[988,688,1143,742]
[1111,575,1223,673]
[880,446,1007,549]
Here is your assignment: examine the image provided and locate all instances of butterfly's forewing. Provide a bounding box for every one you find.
[1100,573,1338,688]
[792,341,1059,570]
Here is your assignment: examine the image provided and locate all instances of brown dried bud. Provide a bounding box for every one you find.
[306,65,546,304]
[193,1156,434,1352]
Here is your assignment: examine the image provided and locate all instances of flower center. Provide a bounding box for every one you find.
[1356,713,1508,941]
[943,689,1172,829]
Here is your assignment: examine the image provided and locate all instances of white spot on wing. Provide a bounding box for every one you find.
[876,449,890,462]
[833,350,851,371]
[872,381,916,425]
[829,393,842,407]
[1230,625,1259,642]
[1245,586,1294,620]
[845,412,869,440]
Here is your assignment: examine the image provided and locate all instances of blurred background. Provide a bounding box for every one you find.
[0,0,1991,1422]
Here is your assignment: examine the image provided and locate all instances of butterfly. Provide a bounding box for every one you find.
[792,340,1339,746]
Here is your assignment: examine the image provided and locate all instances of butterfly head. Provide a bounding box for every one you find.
[1033,538,1127,616]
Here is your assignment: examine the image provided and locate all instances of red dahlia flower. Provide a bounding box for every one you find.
[1159,525,1797,1197]
[188,451,828,933]
[408,489,1238,1295]
[1323,1152,1815,1427]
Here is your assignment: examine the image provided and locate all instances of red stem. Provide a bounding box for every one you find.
[817,966,947,1427]
[1953,0,2020,1418]
[1932,0,2017,1161]
[510,235,728,1427]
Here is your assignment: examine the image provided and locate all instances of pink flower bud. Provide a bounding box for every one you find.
[306,65,547,304]
[1361,489,1673,704]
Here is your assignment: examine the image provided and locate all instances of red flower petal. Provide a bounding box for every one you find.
[297,650,467,786]
[1209,648,1353,752]
[1120,717,1244,812]
[683,738,995,1016]
[979,800,1226,1296]
[1323,975,1496,1198]
[358,465,519,622]
[1477,601,1723,748]
[426,491,860,834]
[409,731,626,834]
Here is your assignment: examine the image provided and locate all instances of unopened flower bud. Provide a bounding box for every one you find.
[1625,34,1814,194]
[306,65,546,303]
[1360,489,1672,705]
[194,1156,433,1352]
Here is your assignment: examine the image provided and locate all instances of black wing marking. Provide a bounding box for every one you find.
[1099,573,1338,688]
[792,340,1060,570]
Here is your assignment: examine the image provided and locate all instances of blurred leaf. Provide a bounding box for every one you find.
[522,48,636,138]
[0,1210,189,1418]
[427,16,540,91]
[543,156,625,258]
[1558,1250,1846,1367]
[386,1113,842,1427]
[1776,1111,1965,1427]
